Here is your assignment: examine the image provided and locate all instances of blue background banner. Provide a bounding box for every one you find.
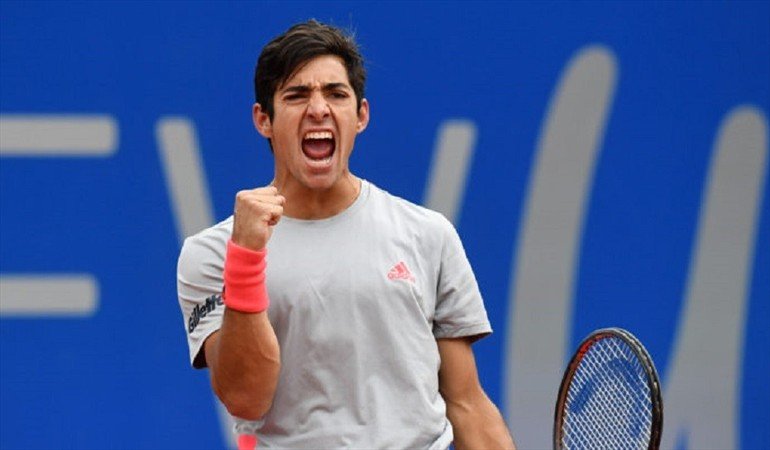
[1,2,767,449]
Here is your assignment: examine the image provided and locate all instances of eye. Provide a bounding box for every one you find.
[283,92,308,102]
[330,91,348,99]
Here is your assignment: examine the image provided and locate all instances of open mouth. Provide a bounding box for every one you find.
[302,131,335,163]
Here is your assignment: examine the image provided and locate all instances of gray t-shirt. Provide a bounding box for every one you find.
[177,180,492,449]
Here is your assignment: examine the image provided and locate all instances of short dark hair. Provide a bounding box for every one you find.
[254,19,367,119]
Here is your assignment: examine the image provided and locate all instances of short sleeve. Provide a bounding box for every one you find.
[432,216,492,341]
[177,229,228,368]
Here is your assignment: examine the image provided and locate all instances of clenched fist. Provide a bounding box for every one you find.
[231,186,285,251]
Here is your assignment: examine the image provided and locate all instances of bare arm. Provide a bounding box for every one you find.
[204,311,280,420]
[203,186,285,420]
[438,337,516,450]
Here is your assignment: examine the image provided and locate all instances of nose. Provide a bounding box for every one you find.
[306,92,330,120]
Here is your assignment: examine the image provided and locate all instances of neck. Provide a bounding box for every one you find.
[274,173,361,220]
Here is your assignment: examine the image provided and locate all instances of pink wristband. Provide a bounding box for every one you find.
[223,239,269,313]
[237,434,258,450]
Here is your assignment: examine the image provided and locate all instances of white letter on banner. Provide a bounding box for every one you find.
[156,117,215,243]
[504,45,618,449]
[424,120,478,224]
[661,107,767,450]
[0,114,113,317]
[156,117,239,449]
[0,114,117,156]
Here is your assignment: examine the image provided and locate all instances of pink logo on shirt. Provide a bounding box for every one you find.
[388,261,415,282]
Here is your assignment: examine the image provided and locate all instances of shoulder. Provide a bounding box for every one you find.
[364,181,458,257]
[177,216,233,278]
[366,181,452,232]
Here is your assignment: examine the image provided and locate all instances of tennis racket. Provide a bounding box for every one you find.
[553,327,663,450]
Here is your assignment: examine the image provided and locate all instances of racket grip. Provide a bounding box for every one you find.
[237,433,258,450]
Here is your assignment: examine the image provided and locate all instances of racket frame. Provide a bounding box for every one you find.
[553,327,663,450]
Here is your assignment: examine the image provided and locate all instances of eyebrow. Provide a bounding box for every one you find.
[281,82,352,95]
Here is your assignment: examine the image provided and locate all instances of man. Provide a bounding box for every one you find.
[177,19,516,449]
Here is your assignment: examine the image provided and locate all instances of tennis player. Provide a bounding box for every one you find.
[177,19,516,449]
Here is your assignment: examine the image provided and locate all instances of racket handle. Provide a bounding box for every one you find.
[237,434,258,450]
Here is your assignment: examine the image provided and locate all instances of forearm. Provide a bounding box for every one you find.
[207,309,281,420]
[447,392,516,450]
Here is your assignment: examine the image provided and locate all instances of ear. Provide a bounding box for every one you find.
[252,103,272,138]
[356,98,370,134]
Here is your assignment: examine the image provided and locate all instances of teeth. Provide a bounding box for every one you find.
[307,154,333,164]
[304,131,333,140]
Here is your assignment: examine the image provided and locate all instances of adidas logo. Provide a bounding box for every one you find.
[387,261,415,282]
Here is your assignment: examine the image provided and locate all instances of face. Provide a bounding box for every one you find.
[253,55,369,193]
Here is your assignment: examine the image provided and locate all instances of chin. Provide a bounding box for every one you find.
[301,174,339,191]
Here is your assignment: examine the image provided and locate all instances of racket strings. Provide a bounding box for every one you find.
[561,336,653,450]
